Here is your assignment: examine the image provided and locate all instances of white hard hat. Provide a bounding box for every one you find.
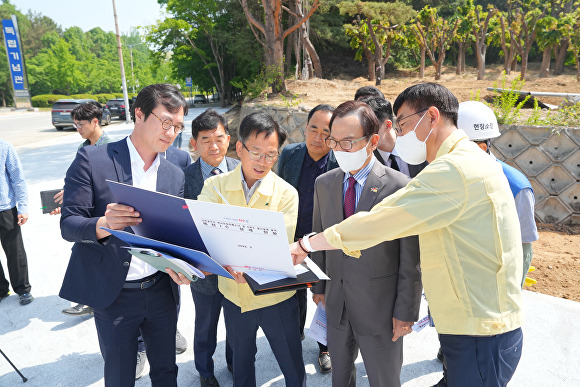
[457,101,500,141]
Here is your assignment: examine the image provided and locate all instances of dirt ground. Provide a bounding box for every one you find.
[280,63,579,108]
[262,63,580,302]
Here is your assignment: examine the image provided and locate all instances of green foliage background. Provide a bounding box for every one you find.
[0,0,578,106]
[0,0,177,106]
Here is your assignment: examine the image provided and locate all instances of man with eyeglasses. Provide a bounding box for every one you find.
[197,112,306,386]
[183,109,237,387]
[277,104,337,374]
[290,83,524,387]
[59,84,193,386]
[51,102,112,216]
[360,97,428,178]
[307,100,421,387]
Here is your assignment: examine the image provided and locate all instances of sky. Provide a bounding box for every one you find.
[14,0,166,33]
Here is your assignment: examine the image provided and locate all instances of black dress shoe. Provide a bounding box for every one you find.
[318,351,332,373]
[436,347,445,362]
[200,375,220,387]
[62,303,93,316]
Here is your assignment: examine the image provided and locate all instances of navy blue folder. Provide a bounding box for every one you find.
[105,228,232,279]
[105,180,233,279]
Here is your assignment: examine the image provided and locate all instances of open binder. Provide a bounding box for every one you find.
[105,180,328,293]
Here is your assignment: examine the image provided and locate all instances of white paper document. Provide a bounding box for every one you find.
[186,200,296,277]
[412,315,431,332]
[246,263,309,285]
[304,257,330,280]
[308,302,328,346]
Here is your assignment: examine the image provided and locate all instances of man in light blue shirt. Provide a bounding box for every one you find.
[0,139,33,305]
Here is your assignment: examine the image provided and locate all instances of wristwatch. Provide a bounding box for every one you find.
[302,232,317,253]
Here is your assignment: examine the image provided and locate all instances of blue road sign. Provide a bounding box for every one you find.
[2,19,25,90]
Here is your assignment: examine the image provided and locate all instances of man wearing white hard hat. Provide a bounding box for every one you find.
[458,100,539,288]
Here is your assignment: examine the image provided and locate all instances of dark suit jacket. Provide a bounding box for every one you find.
[183,156,240,294]
[59,139,185,309]
[277,142,338,187]
[373,149,428,178]
[165,146,192,169]
[311,161,422,336]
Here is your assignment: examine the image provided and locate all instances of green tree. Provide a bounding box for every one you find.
[492,11,518,74]
[240,0,321,93]
[343,15,376,80]
[147,0,244,106]
[472,4,498,80]
[550,0,578,75]
[507,0,545,80]
[21,11,61,57]
[536,15,559,77]
[338,1,415,82]
[453,0,475,75]
[28,37,84,95]
[566,6,580,80]
[412,6,458,80]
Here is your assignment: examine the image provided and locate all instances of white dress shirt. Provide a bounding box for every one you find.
[125,137,161,281]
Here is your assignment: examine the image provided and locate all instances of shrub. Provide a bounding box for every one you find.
[69,94,95,100]
[231,64,282,100]
[94,94,117,104]
[31,94,68,107]
[491,73,530,125]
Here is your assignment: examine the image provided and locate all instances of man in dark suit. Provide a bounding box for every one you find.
[310,101,422,386]
[183,109,238,387]
[59,84,192,386]
[277,104,337,373]
[164,144,192,169]
[360,97,427,178]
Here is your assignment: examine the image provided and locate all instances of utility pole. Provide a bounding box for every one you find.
[112,0,131,124]
[126,43,142,94]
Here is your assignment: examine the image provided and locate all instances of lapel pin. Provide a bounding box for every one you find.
[370,187,378,193]
[265,203,269,206]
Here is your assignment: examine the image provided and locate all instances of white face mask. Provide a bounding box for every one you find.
[334,140,371,173]
[394,111,434,165]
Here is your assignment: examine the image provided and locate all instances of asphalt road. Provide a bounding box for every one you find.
[0,111,128,151]
[1,105,228,152]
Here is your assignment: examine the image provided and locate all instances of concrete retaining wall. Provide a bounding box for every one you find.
[493,125,579,226]
[225,105,580,225]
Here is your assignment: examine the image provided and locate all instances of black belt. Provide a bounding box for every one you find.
[123,271,165,290]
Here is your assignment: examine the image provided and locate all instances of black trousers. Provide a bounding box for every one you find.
[93,274,178,386]
[0,207,31,295]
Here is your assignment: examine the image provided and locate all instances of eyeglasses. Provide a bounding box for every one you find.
[394,108,429,135]
[242,143,279,163]
[324,135,368,151]
[73,121,89,129]
[150,111,185,134]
